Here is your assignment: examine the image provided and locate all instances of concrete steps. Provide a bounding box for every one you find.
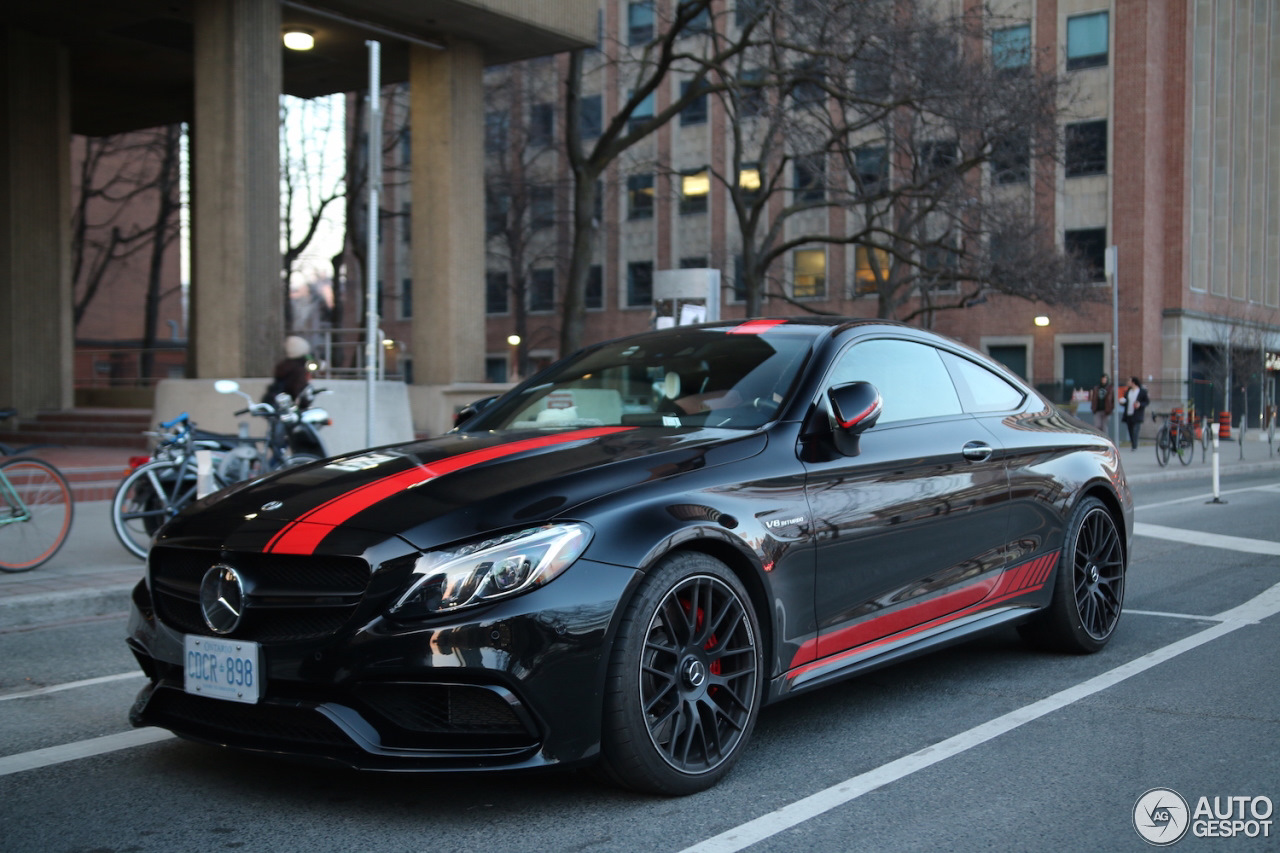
[0,408,152,452]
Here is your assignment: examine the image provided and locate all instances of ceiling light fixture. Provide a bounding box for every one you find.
[283,29,315,51]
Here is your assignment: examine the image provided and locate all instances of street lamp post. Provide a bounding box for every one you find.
[1106,246,1119,444]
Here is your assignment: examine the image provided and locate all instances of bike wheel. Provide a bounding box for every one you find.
[1154,426,1171,467]
[0,457,74,572]
[1176,424,1194,466]
[111,460,195,560]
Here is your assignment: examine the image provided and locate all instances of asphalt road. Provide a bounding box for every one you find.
[1,472,1277,852]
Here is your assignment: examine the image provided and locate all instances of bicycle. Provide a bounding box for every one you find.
[0,453,75,572]
[1153,410,1194,467]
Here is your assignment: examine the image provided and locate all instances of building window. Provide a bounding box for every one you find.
[1065,228,1107,282]
[852,55,890,98]
[991,132,1030,184]
[531,186,555,230]
[680,80,708,125]
[992,24,1031,71]
[627,261,653,306]
[530,268,555,312]
[680,255,707,269]
[628,174,655,220]
[791,60,825,108]
[738,163,763,203]
[795,158,824,202]
[529,102,554,147]
[628,1,655,45]
[793,248,826,298]
[1066,12,1108,70]
[1065,120,1107,178]
[485,356,507,384]
[855,245,889,296]
[486,271,509,314]
[586,265,604,309]
[628,90,655,133]
[484,111,508,153]
[854,145,887,193]
[731,254,747,303]
[921,140,958,176]
[580,94,603,139]
[680,168,710,215]
[401,202,411,243]
[736,0,767,28]
[922,244,960,293]
[400,277,412,319]
[739,67,767,118]
[485,192,509,236]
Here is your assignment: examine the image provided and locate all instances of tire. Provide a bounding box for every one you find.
[1019,496,1125,653]
[599,552,762,795]
[1154,426,1170,467]
[1176,423,1194,466]
[0,457,74,572]
[111,460,196,560]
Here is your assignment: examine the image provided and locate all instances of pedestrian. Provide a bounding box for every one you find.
[1122,375,1150,450]
[1089,373,1114,434]
[263,335,313,403]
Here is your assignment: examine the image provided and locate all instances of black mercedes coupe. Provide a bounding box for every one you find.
[126,318,1132,794]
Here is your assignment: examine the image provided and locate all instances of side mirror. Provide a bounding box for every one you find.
[214,380,240,395]
[827,382,882,455]
[453,395,499,428]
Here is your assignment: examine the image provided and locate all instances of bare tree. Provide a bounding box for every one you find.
[483,66,571,378]
[708,0,1096,322]
[561,0,756,355]
[280,95,347,329]
[1196,304,1280,457]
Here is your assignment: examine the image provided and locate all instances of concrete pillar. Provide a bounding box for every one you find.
[409,41,486,390]
[0,28,72,414]
[190,0,282,379]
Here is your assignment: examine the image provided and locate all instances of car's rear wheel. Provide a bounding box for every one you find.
[1020,496,1125,653]
[599,552,762,795]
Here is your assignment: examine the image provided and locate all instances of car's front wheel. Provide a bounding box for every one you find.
[600,552,762,795]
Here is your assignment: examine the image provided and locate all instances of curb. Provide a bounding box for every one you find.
[1125,458,1280,485]
[0,585,134,632]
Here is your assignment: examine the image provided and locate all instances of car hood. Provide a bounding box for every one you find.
[161,425,766,556]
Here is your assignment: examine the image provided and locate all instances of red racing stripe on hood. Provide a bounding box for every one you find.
[262,426,633,555]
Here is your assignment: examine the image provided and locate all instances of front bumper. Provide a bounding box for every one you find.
[126,555,640,772]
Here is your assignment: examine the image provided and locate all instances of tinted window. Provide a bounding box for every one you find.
[829,339,962,424]
[942,351,1026,413]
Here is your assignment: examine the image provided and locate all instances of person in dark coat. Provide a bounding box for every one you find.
[264,336,313,403]
[1122,375,1150,450]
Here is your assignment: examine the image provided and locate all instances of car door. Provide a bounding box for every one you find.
[799,337,1011,670]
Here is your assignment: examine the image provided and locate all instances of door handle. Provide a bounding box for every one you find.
[962,441,993,462]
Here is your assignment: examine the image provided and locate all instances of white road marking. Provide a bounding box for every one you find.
[0,729,175,777]
[1134,522,1280,556]
[1135,483,1280,511]
[1124,608,1223,622]
[0,672,143,702]
[681,582,1280,853]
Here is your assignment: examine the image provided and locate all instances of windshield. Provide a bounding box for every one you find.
[466,327,814,432]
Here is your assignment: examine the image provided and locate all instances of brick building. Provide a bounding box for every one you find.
[367,0,1280,430]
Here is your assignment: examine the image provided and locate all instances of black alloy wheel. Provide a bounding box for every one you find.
[1020,496,1125,653]
[600,552,762,795]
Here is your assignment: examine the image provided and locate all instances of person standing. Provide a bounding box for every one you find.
[263,335,313,403]
[1089,374,1114,434]
[1122,376,1150,450]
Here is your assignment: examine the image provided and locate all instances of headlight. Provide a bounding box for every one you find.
[389,523,592,618]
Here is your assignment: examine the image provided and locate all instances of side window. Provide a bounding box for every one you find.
[828,339,962,424]
[941,351,1026,413]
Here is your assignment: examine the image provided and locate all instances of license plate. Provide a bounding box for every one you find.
[184,635,262,704]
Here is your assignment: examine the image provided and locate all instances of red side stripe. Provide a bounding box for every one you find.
[263,426,633,555]
[728,318,787,335]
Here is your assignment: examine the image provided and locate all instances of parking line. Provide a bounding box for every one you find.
[1134,522,1280,557]
[1124,608,1223,622]
[0,729,175,777]
[680,581,1280,853]
[0,672,143,702]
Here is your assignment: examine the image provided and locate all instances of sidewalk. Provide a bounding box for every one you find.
[2,438,1278,631]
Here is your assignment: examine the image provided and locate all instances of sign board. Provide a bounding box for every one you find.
[653,268,721,326]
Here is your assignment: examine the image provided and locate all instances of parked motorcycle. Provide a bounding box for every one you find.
[212,379,332,482]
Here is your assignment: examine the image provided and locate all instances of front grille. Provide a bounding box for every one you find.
[147,687,353,749]
[149,546,371,643]
[359,684,530,735]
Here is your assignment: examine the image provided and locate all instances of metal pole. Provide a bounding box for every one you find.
[1106,246,1119,443]
[365,40,382,448]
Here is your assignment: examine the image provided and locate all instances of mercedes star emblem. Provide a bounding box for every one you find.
[200,564,246,635]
